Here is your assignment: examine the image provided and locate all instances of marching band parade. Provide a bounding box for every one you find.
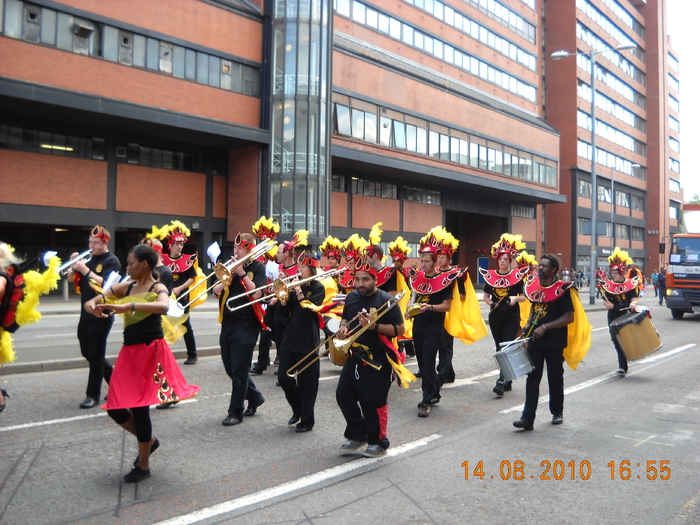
[4,215,674,489]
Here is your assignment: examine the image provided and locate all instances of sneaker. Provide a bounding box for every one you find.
[79,397,99,409]
[363,444,387,458]
[493,382,505,397]
[340,439,366,453]
[123,466,151,483]
[616,368,627,376]
[551,414,563,425]
[184,357,198,365]
[417,403,430,417]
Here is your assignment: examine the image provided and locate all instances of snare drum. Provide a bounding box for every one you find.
[493,340,534,382]
[610,311,662,361]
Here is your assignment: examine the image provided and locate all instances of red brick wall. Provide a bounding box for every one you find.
[0,150,107,209]
[116,164,205,216]
[512,217,537,244]
[227,146,260,240]
[351,195,400,230]
[0,39,260,128]
[331,191,348,228]
[212,177,227,219]
[403,202,442,233]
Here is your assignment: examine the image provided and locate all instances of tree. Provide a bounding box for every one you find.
[687,194,700,204]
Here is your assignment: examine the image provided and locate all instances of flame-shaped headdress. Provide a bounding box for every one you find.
[319,236,343,260]
[150,221,190,248]
[281,229,309,253]
[297,250,320,268]
[343,234,369,261]
[354,255,378,277]
[366,222,383,259]
[515,250,537,271]
[608,247,633,272]
[491,233,526,260]
[419,226,457,256]
[234,232,256,250]
[388,236,411,262]
[252,216,280,240]
[90,225,111,244]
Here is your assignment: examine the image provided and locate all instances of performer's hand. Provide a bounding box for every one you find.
[509,296,518,306]
[336,325,349,339]
[71,259,88,275]
[603,300,613,310]
[532,325,546,340]
[358,309,371,327]
[268,297,278,306]
[419,303,432,314]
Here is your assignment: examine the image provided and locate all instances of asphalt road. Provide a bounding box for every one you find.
[1,294,699,524]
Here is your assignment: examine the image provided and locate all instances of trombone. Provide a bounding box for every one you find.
[286,290,405,378]
[170,238,277,313]
[226,267,343,312]
[57,250,92,276]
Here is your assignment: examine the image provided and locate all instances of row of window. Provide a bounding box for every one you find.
[468,0,536,44]
[577,139,646,180]
[401,0,537,71]
[577,110,646,157]
[598,0,645,39]
[578,180,645,211]
[1,0,259,97]
[577,0,645,63]
[335,0,537,102]
[668,53,679,73]
[275,0,325,21]
[669,95,680,113]
[577,218,645,241]
[0,124,104,160]
[124,143,206,173]
[577,81,645,133]
[512,205,536,219]
[577,22,644,86]
[577,53,645,109]
[669,137,680,154]
[332,174,441,205]
[669,158,680,174]
[334,100,558,187]
[669,179,681,193]
[669,116,680,133]
[668,74,679,93]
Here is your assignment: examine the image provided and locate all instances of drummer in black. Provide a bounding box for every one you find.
[599,248,639,376]
[480,233,528,397]
[514,254,574,430]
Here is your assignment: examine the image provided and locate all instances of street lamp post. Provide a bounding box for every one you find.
[611,168,615,250]
[551,43,637,304]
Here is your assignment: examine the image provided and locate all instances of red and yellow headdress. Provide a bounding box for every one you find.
[366,222,383,259]
[343,234,369,262]
[319,236,343,259]
[149,221,190,248]
[234,233,256,250]
[419,226,457,256]
[388,236,411,262]
[491,233,526,260]
[90,225,110,244]
[297,250,320,268]
[608,247,633,272]
[515,250,537,271]
[353,256,378,277]
[281,229,309,253]
[252,216,280,241]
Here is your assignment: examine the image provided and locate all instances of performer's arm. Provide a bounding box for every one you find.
[418,297,451,314]
[531,311,574,340]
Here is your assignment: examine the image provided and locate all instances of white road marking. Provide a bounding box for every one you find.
[499,344,697,415]
[154,434,442,525]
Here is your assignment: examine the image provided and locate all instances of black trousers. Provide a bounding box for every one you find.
[437,329,455,384]
[77,317,114,400]
[220,327,264,419]
[336,357,392,448]
[489,309,521,384]
[182,310,197,359]
[522,342,564,422]
[278,350,319,429]
[414,328,442,405]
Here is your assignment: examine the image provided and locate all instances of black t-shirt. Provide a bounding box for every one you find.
[412,283,452,333]
[156,265,174,295]
[279,279,325,355]
[606,284,638,324]
[529,286,574,351]
[341,288,404,365]
[220,259,267,331]
[79,252,121,319]
[171,259,196,305]
[484,277,524,320]
[378,269,397,294]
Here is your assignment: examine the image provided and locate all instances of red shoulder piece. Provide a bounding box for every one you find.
[524,275,573,303]
[599,276,639,296]
[375,267,395,287]
[339,269,355,290]
[163,253,197,274]
[406,267,464,293]
[479,267,529,288]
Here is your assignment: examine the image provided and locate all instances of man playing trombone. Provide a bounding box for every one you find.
[213,233,267,426]
[64,225,121,409]
[335,256,405,458]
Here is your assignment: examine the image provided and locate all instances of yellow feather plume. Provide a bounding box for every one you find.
[15,255,61,327]
[292,229,309,248]
[515,250,537,269]
[369,222,383,245]
[388,236,411,256]
[0,330,15,364]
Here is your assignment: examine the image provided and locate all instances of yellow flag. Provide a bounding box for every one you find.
[563,288,592,370]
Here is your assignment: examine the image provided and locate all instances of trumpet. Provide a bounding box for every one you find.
[226,267,343,312]
[57,250,92,276]
[170,238,277,313]
[286,290,405,378]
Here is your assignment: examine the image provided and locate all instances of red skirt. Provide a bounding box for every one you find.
[102,338,199,410]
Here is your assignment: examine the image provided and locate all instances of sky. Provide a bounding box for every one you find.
[666,0,696,202]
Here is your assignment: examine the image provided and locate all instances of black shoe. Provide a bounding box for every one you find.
[156,401,179,410]
[222,416,243,426]
[429,397,440,406]
[415,371,423,378]
[124,466,151,483]
[551,414,563,425]
[493,383,505,397]
[250,365,266,375]
[288,414,300,426]
[79,397,98,409]
[504,382,512,392]
[244,396,264,417]
[183,357,198,365]
[134,438,160,467]
[513,419,534,431]
[295,425,313,433]
[273,356,279,366]
[0,388,9,413]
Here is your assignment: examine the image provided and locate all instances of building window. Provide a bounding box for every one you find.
[615,191,630,208]
[668,53,680,72]
[631,195,644,212]
[670,137,680,153]
[577,217,590,234]
[632,227,644,241]
[668,74,680,92]
[578,180,592,199]
[512,205,535,219]
[121,142,205,173]
[404,186,441,205]
[615,224,629,240]
[351,178,397,199]
[669,158,680,174]
[577,139,645,180]
[597,185,612,203]
[331,174,346,192]
[0,124,101,160]
[669,179,681,193]
[669,116,680,133]
[669,95,680,113]
[670,206,679,220]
